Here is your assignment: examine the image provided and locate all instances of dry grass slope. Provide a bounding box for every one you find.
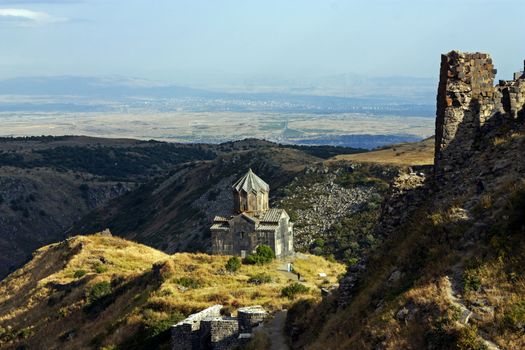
[294,129,525,350]
[328,137,434,166]
[0,233,344,350]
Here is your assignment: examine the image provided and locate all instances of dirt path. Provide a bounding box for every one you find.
[277,261,300,281]
[260,310,289,350]
[444,274,501,350]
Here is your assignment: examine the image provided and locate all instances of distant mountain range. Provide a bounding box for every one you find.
[0,75,436,115]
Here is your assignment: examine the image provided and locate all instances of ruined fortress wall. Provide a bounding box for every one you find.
[434,51,525,175]
[237,306,268,333]
[171,305,223,350]
[499,65,525,119]
[434,51,497,174]
[207,319,239,350]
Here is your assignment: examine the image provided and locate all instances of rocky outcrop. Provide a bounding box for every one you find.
[276,164,390,251]
[374,170,429,239]
[338,169,429,308]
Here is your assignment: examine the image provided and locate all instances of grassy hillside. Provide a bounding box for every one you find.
[71,145,322,252]
[0,232,344,350]
[0,136,217,279]
[0,136,363,278]
[288,129,525,349]
[328,137,434,166]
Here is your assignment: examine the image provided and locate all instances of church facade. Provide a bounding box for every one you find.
[210,169,294,259]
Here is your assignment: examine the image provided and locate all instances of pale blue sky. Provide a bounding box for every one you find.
[0,0,524,85]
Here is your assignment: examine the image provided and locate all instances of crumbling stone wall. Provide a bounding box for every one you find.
[206,318,240,350]
[434,51,497,174]
[171,305,222,350]
[171,305,267,350]
[435,51,525,175]
[499,65,525,119]
[237,306,268,332]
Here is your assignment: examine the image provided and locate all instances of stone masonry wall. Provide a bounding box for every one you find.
[435,51,525,176]
[499,62,525,119]
[237,306,268,333]
[172,305,268,350]
[434,51,497,174]
[209,318,239,350]
[171,305,222,350]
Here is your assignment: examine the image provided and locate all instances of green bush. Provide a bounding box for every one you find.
[463,269,482,293]
[248,273,272,285]
[88,281,112,303]
[73,269,87,278]
[456,325,487,350]
[225,256,241,273]
[175,277,202,289]
[281,282,309,299]
[244,245,275,265]
[94,262,108,274]
[503,301,525,331]
[141,309,185,338]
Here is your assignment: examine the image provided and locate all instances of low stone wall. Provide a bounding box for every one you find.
[208,318,239,350]
[171,305,268,350]
[237,306,268,333]
[171,305,223,350]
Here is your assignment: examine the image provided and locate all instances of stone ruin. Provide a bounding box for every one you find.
[435,51,525,175]
[339,51,525,309]
[171,305,268,350]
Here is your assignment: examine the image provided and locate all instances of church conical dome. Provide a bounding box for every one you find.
[232,169,270,214]
[232,169,269,193]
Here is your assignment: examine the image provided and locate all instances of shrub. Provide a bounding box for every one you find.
[281,282,309,299]
[245,245,275,265]
[94,262,108,274]
[141,309,185,338]
[175,277,202,289]
[88,281,112,303]
[456,325,487,350]
[463,269,482,293]
[17,326,33,339]
[312,238,325,247]
[225,256,241,273]
[503,301,525,332]
[311,246,323,256]
[248,273,272,285]
[73,269,87,278]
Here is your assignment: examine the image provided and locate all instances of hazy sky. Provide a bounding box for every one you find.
[0,0,524,85]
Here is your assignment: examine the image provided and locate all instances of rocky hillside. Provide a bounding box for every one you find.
[0,232,344,350]
[0,136,363,278]
[70,141,375,259]
[0,136,216,278]
[275,162,399,263]
[287,52,525,350]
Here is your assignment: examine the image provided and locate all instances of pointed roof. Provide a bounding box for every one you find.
[232,169,269,193]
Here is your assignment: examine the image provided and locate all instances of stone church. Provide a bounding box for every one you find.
[210,169,294,259]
